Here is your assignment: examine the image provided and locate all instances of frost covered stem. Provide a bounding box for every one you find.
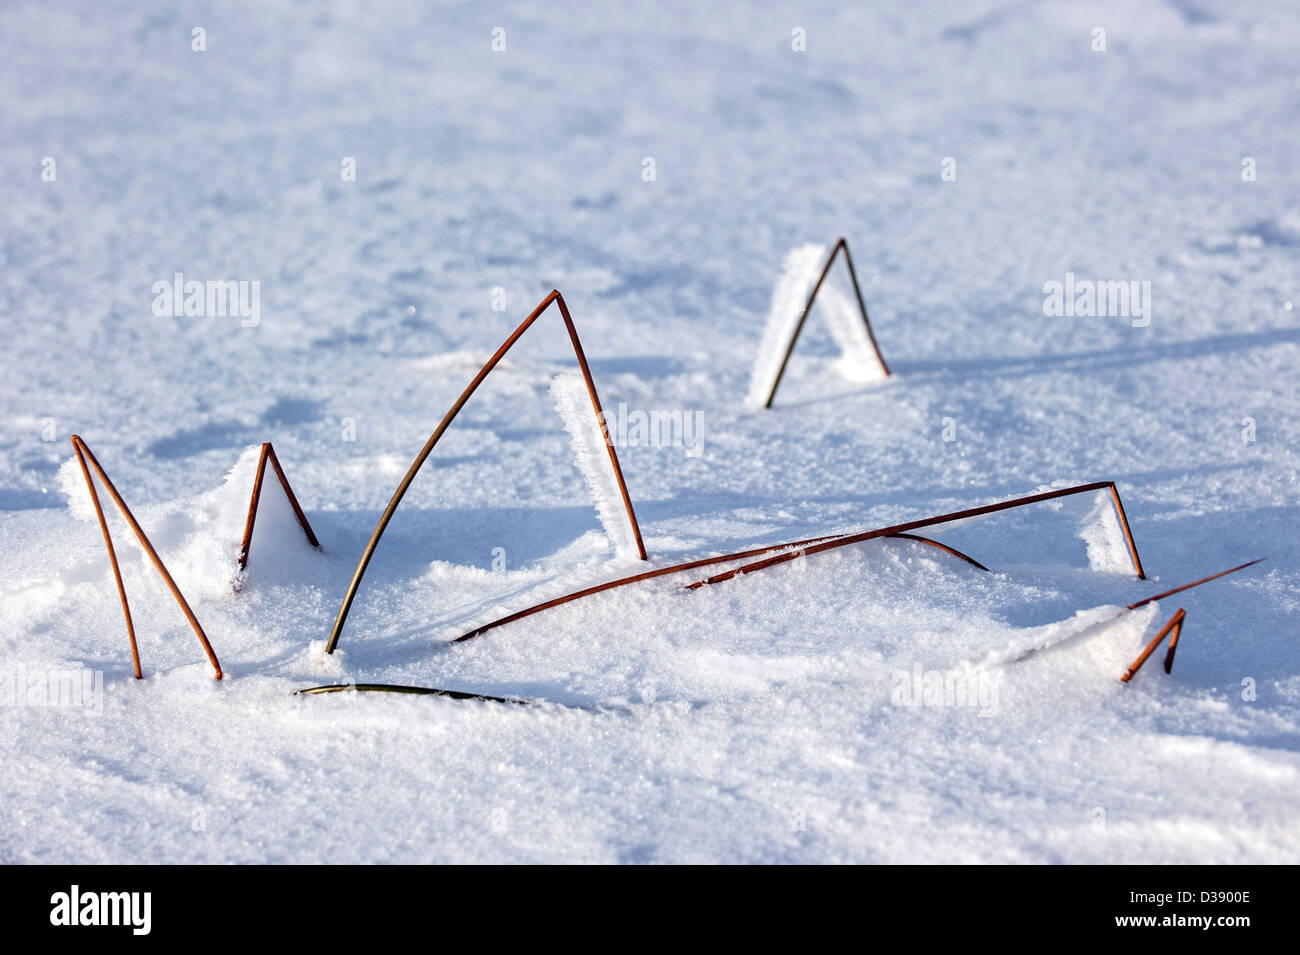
[324,290,646,655]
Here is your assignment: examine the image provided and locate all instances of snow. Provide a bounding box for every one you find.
[818,270,890,384]
[1077,488,1137,576]
[1,0,1298,864]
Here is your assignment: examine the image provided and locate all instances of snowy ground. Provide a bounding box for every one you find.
[2,1,1298,863]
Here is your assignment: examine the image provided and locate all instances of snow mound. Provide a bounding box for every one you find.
[970,603,1159,670]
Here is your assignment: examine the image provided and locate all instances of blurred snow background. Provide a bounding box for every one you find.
[0,0,1297,862]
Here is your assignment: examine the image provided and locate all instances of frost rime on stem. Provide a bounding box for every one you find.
[819,280,888,383]
[550,373,639,558]
[746,243,827,407]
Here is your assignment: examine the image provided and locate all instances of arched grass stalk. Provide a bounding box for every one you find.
[452,482,1143,647]
[325,290,646,655]
[685,481,1145,589]
[452,531,986,645]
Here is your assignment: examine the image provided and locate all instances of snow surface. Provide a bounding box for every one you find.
[1,0,1298,863]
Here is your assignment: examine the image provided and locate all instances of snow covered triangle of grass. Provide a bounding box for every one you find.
[746,243,887,407]
[549,373,640,558]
